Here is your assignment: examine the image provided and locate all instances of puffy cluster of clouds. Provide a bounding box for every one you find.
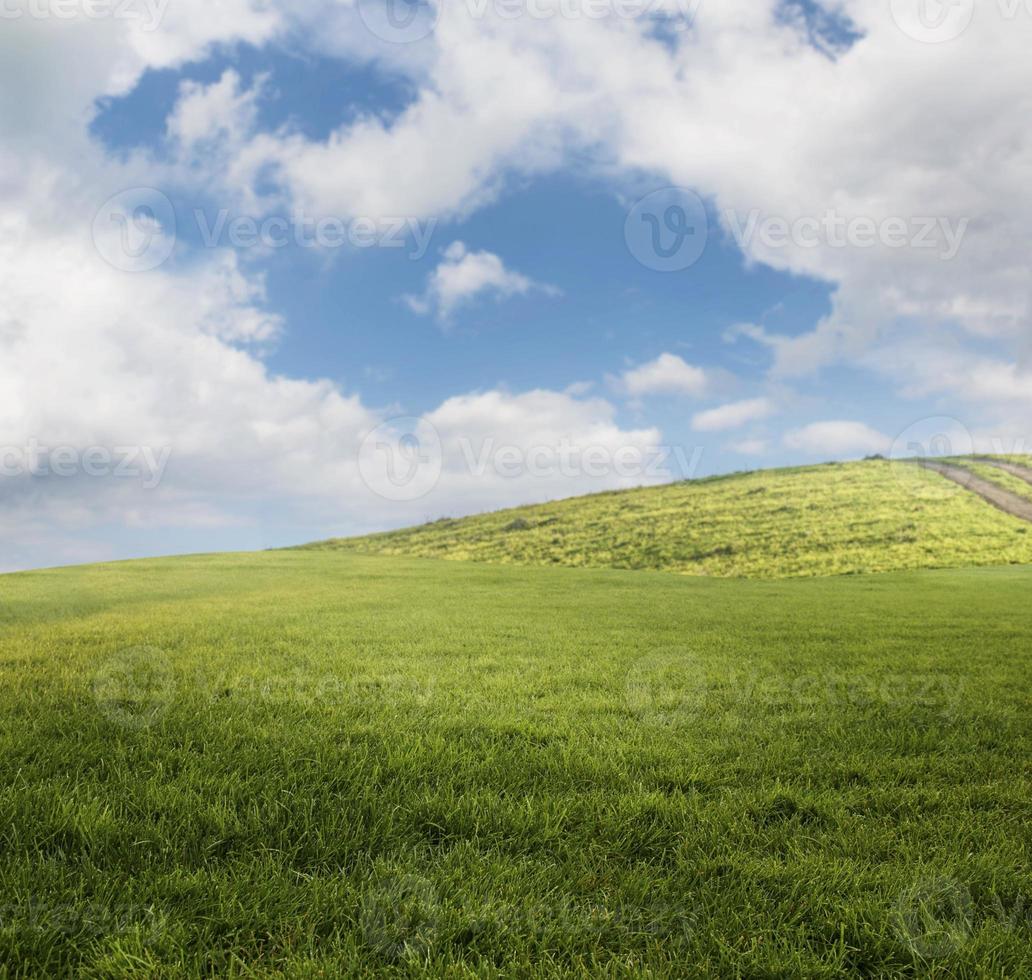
[3,0,1031,568]
[205,0,1032,372]
[162,1,1032,418]
[404,241,559,322]
[618,353,709,400]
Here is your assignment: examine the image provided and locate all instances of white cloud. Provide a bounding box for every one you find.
[404,241,559,321]
[865,338,1032,411]
[0,6,663,571]
[783,421,889,458]
[424,388,668,512]
[730,438,769,456]
[197,0,1032,420]
[167,69,264,157]
[692,397,774,432]
[620,354,708,399]
[0,1,281,157]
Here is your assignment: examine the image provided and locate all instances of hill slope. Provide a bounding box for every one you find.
[304,458,1032,578]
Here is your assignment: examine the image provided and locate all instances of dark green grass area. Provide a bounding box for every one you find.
[1,552,1031,976]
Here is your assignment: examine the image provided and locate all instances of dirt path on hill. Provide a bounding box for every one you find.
[972,457,1032,487]
[915,460,1032,523]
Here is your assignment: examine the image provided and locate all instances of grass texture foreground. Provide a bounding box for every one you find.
[1,551,1031,976]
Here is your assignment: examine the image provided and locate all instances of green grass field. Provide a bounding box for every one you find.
[2,551,1031,976]
[304,459,1032,579]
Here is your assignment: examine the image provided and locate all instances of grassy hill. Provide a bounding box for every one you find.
[960,458,1032,504]
[2,551,1032,975]
[304,458,1032,578]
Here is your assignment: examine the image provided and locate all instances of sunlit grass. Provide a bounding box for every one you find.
[307,459,1032,578]
[951,459,1032,504]
[1,551,1031,975]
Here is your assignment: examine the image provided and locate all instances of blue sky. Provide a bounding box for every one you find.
[89,42,833,423]
[88,45,873,470]
[2,0,1029,570]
